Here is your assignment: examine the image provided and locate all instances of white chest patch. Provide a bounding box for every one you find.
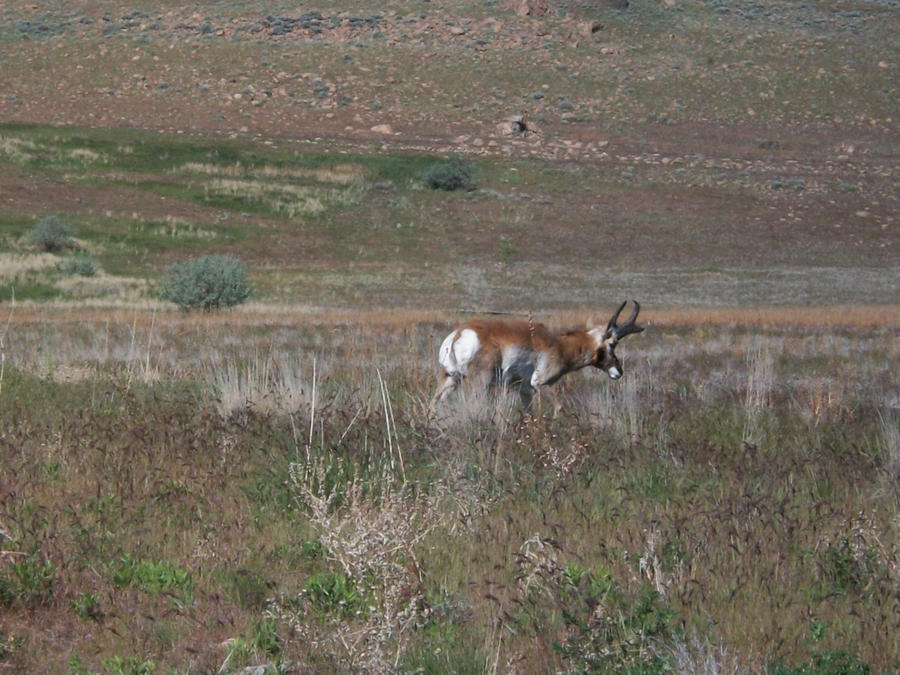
[440,328,480,375]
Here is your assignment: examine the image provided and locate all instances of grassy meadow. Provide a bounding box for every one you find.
[0,307,898,673]
[1,0,899,673]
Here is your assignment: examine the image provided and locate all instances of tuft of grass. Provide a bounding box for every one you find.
[71,592,103,622]
[57,255,96,277]
[109,554,193,600]
[0,550,56,608]
[208,351,311,422]
[743,340,776,445]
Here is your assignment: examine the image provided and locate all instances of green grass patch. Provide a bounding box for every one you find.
[109,554,193,598]
[0,279,63,302]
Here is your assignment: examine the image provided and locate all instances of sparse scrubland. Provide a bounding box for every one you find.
[0,0,898,672]
[0,309,897,672]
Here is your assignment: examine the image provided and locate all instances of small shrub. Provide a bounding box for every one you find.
[72,593,103,621]
[57,255,96,277]
[819,537,878,595]
[0,551,56,607]
[250,617,283,659]
[158,254,252,311]
[27,216,76,253]
[421,155,475,191]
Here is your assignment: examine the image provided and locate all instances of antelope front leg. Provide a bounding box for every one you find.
[529,364,563,417]
[530,385,562,418]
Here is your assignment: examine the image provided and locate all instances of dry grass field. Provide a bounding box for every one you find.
[1,306,898,673]
[1,0,898,673]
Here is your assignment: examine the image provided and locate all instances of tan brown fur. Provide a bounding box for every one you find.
[434,302,644,408]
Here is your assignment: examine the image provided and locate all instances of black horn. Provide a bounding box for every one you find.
[607,300,644,340]
[606,300,627,334]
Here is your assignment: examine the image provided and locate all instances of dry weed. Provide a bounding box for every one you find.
[515,534,561,600]
[651,632,748,675]
[279,457,450,672]
[742,340,775,445]
[585,366,650,445]
[639,527,685,599]
[0,252,60,278]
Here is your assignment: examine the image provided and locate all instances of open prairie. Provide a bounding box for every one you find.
[0,1,898,673]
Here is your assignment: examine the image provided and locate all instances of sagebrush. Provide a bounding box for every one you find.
[27,216,76,253]
[158,254,252,311]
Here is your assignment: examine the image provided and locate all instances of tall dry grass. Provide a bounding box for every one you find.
[0,308,897,672]
[208,351,313,422]
[742,339,775,445]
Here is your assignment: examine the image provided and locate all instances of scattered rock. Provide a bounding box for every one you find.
[496,114,536,136]
[242,667,271,675]
[370,124,394,134]
[510,1,551,18]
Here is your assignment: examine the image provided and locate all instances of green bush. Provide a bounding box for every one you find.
[57,255,97,277]
[27,216,76,253]
[421,155,475,191]
[158,254,252,311]
[71,592,103,621]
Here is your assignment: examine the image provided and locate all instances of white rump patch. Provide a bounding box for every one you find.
[439,328,480,375]
[608,366,622,380]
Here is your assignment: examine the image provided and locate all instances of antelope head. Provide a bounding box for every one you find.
[590,300,645,380]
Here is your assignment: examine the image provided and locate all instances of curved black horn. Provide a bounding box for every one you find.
[606,300,627,333]
[607,300,644,340]
[624,300,641,328]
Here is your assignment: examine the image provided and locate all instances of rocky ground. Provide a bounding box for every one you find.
[0,1,897,309]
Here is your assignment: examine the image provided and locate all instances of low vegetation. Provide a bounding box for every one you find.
[0,0,896,671]
[0,311,896,672]
[420,155,476,192]
[27,216,77,253]
[158,254,252,311]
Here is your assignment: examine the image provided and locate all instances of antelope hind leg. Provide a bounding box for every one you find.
[431,373,461,407]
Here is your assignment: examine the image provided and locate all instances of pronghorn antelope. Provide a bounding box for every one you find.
[433,300,644,408]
